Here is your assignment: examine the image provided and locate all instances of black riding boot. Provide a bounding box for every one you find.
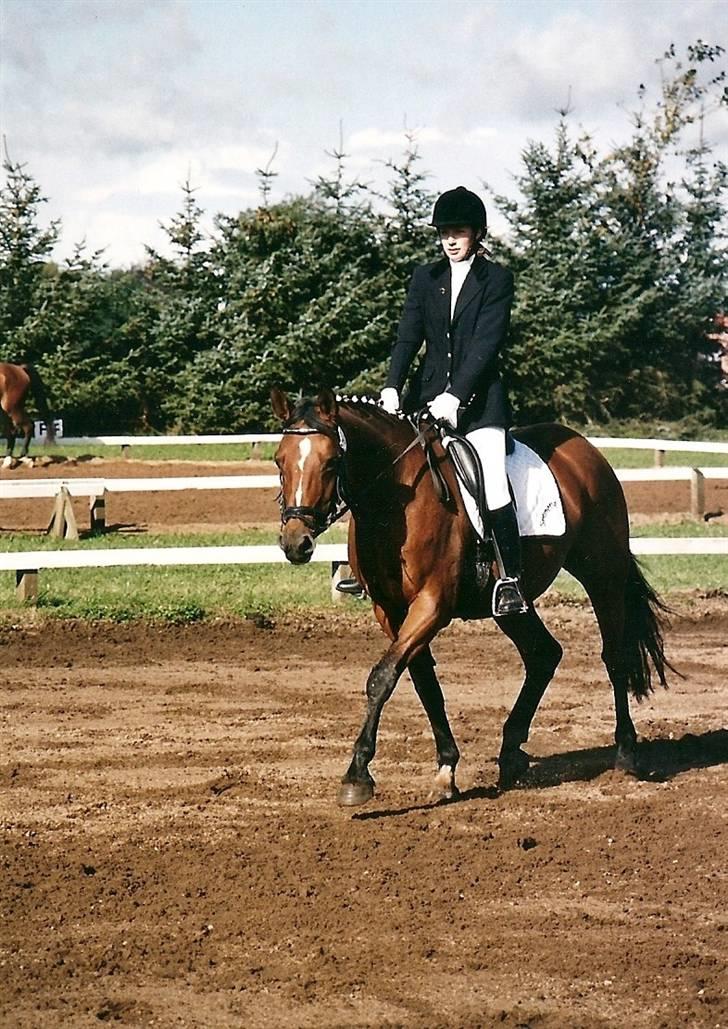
[489,502,528,616]
[335,578,367,598]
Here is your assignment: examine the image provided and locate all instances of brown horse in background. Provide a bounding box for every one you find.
[0,362,55,465]
[272,388,675,807]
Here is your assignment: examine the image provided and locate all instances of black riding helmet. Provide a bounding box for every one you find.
[430,186,487,236]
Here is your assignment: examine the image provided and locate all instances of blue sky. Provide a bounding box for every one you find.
[2,0,726,265]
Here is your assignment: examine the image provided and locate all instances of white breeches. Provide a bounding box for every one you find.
[466,426,511,510]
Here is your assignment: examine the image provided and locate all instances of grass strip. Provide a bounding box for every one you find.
[0,522,723,622]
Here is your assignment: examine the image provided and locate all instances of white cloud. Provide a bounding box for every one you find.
[349,126,446,151]
[2,0,725,265]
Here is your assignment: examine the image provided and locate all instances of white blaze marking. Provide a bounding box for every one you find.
[294,436,312,506]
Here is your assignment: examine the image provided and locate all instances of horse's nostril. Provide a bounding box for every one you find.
[300,535,314,555]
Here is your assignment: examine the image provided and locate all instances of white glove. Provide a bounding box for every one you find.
[379,387,400,414]
[427,391,460,427]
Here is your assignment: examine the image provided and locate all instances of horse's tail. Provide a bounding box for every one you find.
[22,364,55,442]
[623,554,678,700]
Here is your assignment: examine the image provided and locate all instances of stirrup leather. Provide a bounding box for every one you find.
[493,576,528,616]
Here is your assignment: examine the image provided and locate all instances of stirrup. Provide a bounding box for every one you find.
[335,578,367,597]
[493,576,528,616]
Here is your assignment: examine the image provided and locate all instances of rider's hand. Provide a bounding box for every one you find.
[379,387,400,414]
[427,391,459,428]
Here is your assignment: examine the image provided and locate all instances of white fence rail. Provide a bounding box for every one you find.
[2,469,727,501]
[587,436,728,455]
[48,434,283,447]
[2,539,725,572]
[1,464,725,533]
[2,539,725,606]
[0,475,279,498]
[28,432,728,458]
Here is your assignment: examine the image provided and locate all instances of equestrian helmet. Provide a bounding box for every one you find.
[431,186,487,232]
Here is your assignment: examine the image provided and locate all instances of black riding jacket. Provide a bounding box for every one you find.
[385,255,514,431]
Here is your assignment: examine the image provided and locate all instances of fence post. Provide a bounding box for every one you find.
[690,468,705,521]
[654,448,665,467]
[89,489,107,533]
[16,569,38,603]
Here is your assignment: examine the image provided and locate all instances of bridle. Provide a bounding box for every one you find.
[278,412,444,538]
[278,425,349,537]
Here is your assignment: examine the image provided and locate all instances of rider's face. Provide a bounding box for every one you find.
[439,225,475,262]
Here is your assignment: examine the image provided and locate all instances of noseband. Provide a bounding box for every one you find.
[278,425,348,537]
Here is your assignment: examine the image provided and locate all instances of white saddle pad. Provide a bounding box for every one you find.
[453,438,566,538]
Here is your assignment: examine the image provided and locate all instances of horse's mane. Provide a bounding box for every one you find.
[287,393,413,442]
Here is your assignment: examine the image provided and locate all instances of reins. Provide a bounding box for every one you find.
[279,414,442,537]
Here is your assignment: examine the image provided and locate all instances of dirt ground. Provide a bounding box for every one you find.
[1,457,727,533]
[1,458,727,1028]
[1,603,727,1028]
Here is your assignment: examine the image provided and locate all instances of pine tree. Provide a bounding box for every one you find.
[0,151,60,355]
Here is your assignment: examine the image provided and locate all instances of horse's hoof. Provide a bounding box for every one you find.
[615,746,639,776]
[429,764,459,803]
[337,781,375,807]
[498,747,530,789]
[2,456,15,469]
[429,784,460,804]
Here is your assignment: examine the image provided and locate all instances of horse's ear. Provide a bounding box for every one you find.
[271,387,292,423]
[317,388,338,423]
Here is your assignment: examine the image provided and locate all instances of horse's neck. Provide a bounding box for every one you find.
[339,405,413,494]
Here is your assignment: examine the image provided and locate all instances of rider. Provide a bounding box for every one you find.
[379,185,528,617]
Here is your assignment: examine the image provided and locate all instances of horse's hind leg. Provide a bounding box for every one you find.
[496,607,563,788]
[3,402,35,460]
[1,412,16,467]
[409,647,461,801]
[566,555,638,773]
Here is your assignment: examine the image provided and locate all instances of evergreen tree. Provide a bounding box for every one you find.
[490,42,727,426]
[141,180,219,429]
[0,152,60,356]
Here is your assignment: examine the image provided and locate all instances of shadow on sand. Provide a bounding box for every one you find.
[352,729,728,821]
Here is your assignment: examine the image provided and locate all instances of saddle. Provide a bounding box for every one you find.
[439,428,494,591]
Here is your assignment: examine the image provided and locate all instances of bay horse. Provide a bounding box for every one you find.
[272,388,674,807]
[0,362,55,465]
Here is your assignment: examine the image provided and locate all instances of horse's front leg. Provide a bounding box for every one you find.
[409,648,460,801]
[338,594,444,806]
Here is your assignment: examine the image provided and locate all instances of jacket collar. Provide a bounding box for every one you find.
[427,255,490,324]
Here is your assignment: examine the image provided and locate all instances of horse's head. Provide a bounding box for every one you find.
[271,387,345,564]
